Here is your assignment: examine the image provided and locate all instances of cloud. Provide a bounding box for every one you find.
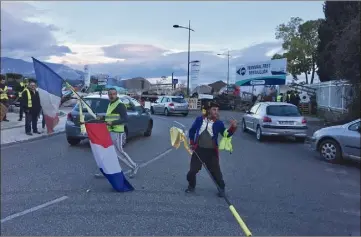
[0,2,72,60]
[101,44,168,60]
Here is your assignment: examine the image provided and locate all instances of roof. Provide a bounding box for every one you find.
[260,102,296,106]
[159,95,184,98]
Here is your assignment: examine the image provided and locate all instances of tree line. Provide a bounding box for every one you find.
[272,1,360,86]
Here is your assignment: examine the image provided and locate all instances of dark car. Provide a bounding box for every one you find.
[65,94,153,146]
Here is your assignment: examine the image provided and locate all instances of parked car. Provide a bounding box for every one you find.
[241,102,308,142]
[150,96,189,116]
[309,118,360,163]
[65,94,153,146]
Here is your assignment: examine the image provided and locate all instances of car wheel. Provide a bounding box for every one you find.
[164,108,169,116]
[319,139,342,163]
[67,137,81,146]
[242,119,247,132]
[182,113,188,117]
[296,137,306,143]
[256,126,263,142]
[150,107,154,114]
[144,120,153,137]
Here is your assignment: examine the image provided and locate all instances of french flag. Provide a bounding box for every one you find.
[85,122,134,192]
[32,58,63,133]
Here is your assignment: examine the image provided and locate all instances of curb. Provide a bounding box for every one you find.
[1,130,66,148]
[1,112,67,131]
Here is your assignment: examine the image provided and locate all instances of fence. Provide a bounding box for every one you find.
[309,80,353,112]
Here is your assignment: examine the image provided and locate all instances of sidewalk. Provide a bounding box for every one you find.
[1,107,72,146]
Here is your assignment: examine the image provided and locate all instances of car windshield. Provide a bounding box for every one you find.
[74,98,109,113]
[172,98,186,103]
[266,105,301,116]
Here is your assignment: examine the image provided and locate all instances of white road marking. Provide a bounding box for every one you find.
[1,196,69,224]
[325,168,348,175]
[342,209,361,217]
[339,191,361,199]
[173,121,185,128]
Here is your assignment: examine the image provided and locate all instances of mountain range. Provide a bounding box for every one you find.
[0,57,85,81]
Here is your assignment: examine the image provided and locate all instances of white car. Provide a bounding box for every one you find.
[150,96,189,116]
[309,119,360,163]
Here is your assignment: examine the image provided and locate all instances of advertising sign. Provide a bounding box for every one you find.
[190,61,201,90]
[235,58,287,86]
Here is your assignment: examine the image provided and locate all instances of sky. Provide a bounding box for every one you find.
[1,1,325,85]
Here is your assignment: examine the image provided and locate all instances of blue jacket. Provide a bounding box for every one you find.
[189,116,236,147]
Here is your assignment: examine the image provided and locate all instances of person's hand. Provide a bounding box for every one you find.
[106,121,112,126]
[230,119,237,128]
[97,115,104,120]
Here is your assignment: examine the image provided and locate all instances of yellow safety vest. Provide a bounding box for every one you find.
[105,99,125,133]
[18,82,28,97]
[0,86,8,100]
[219,130,233,153]
[276,95,282,102]
[22,88,32,108]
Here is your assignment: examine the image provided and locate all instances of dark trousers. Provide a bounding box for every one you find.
[186,147,225,190]
[25,110,39,133]
[19,106,24,120]
[42,111,45,129]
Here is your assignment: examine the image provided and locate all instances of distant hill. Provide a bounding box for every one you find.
[0,57,84,81]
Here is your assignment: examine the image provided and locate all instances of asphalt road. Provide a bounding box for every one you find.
[1,114,360,236]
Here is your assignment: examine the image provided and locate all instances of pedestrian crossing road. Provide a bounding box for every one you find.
[1,115,360,235]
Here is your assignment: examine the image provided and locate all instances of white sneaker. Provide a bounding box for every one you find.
[129,164,139,178]
[94,173,104,178]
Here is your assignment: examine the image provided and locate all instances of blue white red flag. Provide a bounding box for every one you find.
[32,58,63,133]
[85,122,134,192]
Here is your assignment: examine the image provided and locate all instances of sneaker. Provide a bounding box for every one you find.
[129,164,139,179]
[185,186,195,193]
[3,119,9,122]
[26,132,33,136]
[94,173,104,178]
[18,118,22,121]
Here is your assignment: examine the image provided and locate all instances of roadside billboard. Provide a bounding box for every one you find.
[235,58,287,86]
[190,61,201,90]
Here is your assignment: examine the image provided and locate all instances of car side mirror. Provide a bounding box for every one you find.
[245,110,250,114]
[144,108,150,113]
[357,126,361,133]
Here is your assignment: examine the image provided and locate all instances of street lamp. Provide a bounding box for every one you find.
[173,21,195,96]
[217,51,231,93]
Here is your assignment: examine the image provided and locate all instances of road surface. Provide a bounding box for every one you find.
[1,114,360,235]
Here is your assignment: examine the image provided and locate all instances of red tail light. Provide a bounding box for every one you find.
[67,112,73,121]
[263,116,272,122]
[302,118,307,124]
[169,103,174,106]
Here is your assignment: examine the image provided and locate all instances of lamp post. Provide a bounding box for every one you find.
[217,51,230,93]
[173,20,194,97]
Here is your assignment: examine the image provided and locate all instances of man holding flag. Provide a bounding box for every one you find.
[94,88,140,178]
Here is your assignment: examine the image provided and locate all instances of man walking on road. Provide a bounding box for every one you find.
[95,88,140,178]
[0,78,10,122]
[186,101,237,197]
[21,81,41,135]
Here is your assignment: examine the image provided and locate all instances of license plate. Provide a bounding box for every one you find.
[279,121,294,125]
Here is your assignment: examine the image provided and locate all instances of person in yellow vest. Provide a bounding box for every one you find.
[276,93,284,102]
[0,78,9,121]
[17,78,29,121]
[21,81,41,135]
[95,88,139,178]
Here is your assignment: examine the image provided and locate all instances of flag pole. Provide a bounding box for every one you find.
[31,57,96,118]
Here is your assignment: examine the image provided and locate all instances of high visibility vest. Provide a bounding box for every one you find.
[105,99,124,133]
[219,130,233,153]
[0,86,8,100]
[276,95,282,102]
[22,88,32,108]
[18,82,28,98]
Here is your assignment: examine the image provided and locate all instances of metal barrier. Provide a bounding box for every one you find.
[185,98,200,110]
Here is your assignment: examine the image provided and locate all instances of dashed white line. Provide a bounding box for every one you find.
[1,196,69,224]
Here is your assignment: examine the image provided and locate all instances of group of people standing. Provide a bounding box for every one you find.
[276,90,301,106]
[0,77,45,135]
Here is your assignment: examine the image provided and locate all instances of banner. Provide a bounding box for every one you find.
[235,58,287,86]
[190,61,201,90]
